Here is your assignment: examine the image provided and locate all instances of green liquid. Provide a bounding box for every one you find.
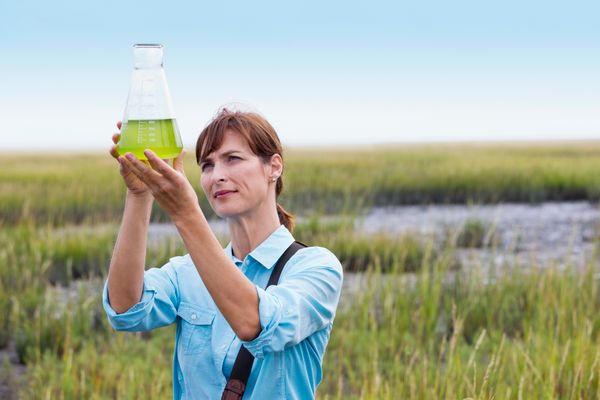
[117,119,183,160]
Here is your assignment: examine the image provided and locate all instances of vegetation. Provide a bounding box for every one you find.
[3,141,600,224]
[320,257,600,399]
[2,144,600,398]
[1,223,599,398]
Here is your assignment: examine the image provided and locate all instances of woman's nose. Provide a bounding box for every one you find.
[212,162,227,182]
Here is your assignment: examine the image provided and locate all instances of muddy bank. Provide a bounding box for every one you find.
[359,201,600,269]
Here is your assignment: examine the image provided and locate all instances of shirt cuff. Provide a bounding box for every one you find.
[102,280,157,330]
[240,285,281,359]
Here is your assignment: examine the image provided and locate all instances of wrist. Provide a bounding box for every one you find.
[125,191,154,208]
[171,204,205,228]
[122,190,154,224]
[126,190,153,201]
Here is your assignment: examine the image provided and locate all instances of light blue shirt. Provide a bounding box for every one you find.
[102,225,343,399]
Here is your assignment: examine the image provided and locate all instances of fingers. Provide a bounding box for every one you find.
[116,155,127,171]
[109,127,121,159]
[116,154,146,174]
[123,153,162,186]
[144,149,178,178]
[110,144,119,159]
[109,133,122,159]
[174,149,186,174]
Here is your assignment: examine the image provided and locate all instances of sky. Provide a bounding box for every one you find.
[1,0,599,150]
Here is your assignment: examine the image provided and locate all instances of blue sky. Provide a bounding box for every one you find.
[2,0,599,149]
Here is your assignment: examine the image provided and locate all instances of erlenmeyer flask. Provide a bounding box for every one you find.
[117,44,183,160]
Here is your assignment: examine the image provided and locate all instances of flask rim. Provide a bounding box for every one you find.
[133,43,163,49]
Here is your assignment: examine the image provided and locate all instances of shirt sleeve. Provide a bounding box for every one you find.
[241,247,343,359]
[102,258,181,331]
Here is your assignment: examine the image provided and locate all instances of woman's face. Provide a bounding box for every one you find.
[199,129,281,219]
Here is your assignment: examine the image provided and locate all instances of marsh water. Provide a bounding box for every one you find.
[359,201,600,268]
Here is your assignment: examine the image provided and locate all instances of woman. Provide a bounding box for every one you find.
[102,109,343,399]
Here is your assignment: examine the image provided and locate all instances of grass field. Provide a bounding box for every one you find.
[1,142,600,398]
[3,141,600,224]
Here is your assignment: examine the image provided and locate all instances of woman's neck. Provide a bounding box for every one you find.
[227,204,281,261]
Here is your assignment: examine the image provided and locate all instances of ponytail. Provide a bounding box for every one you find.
[276,203,295,232]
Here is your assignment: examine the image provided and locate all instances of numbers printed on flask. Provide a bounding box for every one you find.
[148,120,156,142]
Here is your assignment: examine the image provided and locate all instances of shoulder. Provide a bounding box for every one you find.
[168,253,194,268]
[286,245,343,277]
[146,254,196,280]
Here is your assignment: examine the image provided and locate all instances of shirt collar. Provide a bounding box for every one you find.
[224,225,295,269]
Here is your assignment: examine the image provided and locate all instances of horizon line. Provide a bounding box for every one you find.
[4,137,600,154]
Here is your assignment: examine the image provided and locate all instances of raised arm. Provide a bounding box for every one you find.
[106,122,154,313]
[107,192,153,313]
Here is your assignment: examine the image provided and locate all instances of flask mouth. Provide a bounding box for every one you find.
[133,44,164,69]
[134,43,163,49]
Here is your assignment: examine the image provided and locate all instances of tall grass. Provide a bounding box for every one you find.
[319,254,600,399]
[4,142,600,224]
[1,220,600,398]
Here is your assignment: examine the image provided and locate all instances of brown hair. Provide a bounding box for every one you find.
[196,108,295,232]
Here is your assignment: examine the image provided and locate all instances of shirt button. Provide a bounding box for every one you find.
[191,313,197,320]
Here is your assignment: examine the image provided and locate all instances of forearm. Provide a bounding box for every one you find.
[107,191,154,313]
[174,209,260,341]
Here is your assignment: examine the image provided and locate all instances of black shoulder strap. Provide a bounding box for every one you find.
[266,241,306,288]
[221,241,307,400]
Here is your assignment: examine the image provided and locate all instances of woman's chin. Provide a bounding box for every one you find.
[213,207,240,219]
[210,198,255,220]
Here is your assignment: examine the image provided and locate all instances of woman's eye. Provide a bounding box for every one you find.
[229,155,241,161]
[201,163,213,171]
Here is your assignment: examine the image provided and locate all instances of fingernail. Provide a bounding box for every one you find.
[126,153,135,160]
[144,149,151,157]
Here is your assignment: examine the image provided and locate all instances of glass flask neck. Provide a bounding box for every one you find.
[133,44,164,69]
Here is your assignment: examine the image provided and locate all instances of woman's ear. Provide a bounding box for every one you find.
[269,154,283,181]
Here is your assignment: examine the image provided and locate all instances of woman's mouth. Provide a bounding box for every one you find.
[214,190,236,199]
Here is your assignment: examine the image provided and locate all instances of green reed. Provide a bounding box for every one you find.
[4,142,600,225]
[1,219,599,398]
[319,254,600,399]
